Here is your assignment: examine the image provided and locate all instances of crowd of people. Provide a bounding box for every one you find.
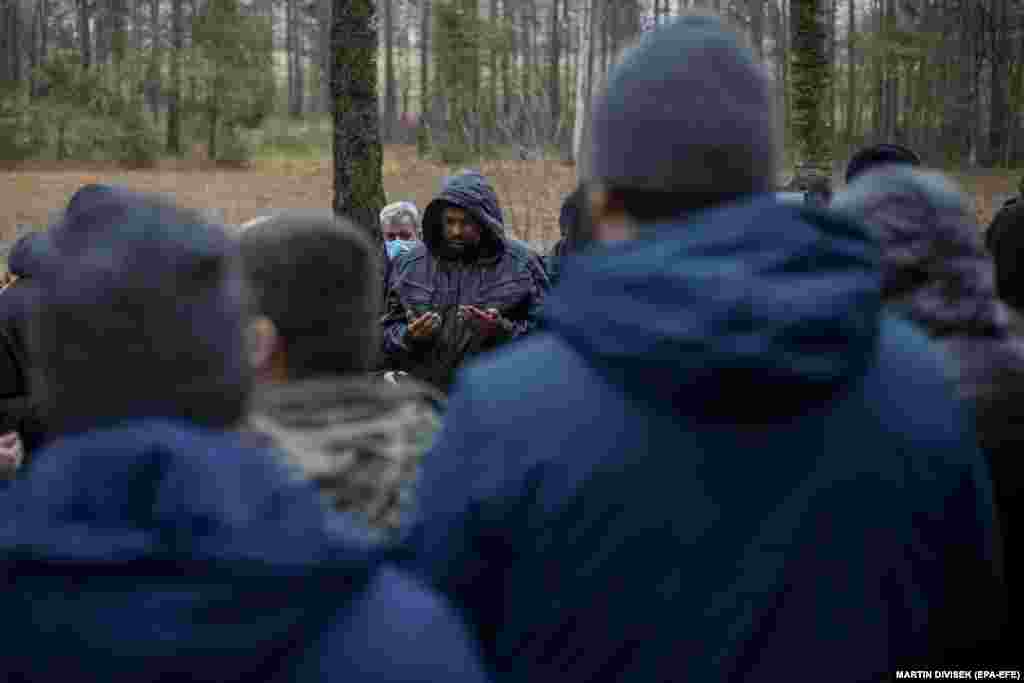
[1,11,1022,681]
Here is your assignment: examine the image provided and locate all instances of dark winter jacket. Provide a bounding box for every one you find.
[382,171,549,391]
[544,187,588,287]
[833,165,1024,630]
[402,197,1006,681]
[0,231,50,457]
[986,195,1024,313]
[0,418,487,683]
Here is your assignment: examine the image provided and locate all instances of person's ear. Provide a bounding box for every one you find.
[247,316,282,378]
[587,185,637,243]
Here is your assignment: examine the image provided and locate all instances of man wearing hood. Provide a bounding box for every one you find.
[1,230,54,468]
[0,184,487,683]
[403,14,1006,681]
[381,171,549,392]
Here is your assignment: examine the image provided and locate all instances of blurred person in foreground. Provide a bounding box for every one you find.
[381,170,549,392]
[834,164,1023,649]
[403,13,1006,681]
[240,210,443,540]
[0,184,487,683]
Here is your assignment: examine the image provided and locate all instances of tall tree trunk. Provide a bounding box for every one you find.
[77,0,92,68]
[572,0,592,166]
[146,0,158,117]
[420,0,430,116]
[502,0,513,120]
[548,0,560,142]
[383,0,396,141]
[845,0,855,146]
[749,0,764,61]
[319,0,331,113]
[331,0,386,245]
[166,0,183,154]
[132,0,142,52]
[790,0,832,186]
[287,0,297,116]
[487,0,497,139]
[988,0,1009,166]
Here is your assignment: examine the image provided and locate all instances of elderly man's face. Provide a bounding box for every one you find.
[383,217,417,242]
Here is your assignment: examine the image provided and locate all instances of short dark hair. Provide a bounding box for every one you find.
[239,210,381,379]
[605,185,750,225]
[31,187,251,435]
[845,144,921,184]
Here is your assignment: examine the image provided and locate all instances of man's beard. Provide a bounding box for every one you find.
[444,239,481,262]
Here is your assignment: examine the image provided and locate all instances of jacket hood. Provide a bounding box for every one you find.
[831,165,1012,339]
[249,376,443,534]
[421,171,506,260]
[6,231,52,279]
[542,197,882,418]
[0,419,378,680]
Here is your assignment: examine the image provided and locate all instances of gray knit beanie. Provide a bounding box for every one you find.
[587,13,776,199]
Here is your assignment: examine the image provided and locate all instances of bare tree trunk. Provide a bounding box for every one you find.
[548,0,561,143]
[749,0,764,61]
[78,0,92,68]
[382,0,396,140]
[167,0,183,154]
[287,0,298,117]
[845,0,855,146]
[790,0,832,186]
[318,0,330,113]
[988,0,1009,165]
[146,0,158,117]
[420,0,430,116]
[331,0,386,244]
[573,0,593,164]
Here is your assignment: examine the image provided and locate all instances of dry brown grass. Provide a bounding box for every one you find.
[2,146,1020,253]
[0,145,577,250]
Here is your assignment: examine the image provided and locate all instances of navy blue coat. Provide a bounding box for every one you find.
[405,198,1007,681]
[0,419,487,683]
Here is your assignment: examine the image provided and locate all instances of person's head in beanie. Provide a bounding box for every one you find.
[239,210,381,382]
[30,185,251,436]
[585,13,776,242]
[844,143,921,185]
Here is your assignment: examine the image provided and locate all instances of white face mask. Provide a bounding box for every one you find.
[385,239,418,261]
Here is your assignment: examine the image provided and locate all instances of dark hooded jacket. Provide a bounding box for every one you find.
[0,231,52,457]
[402,197,1006,681]
[382,171,549,392]
[833,166,1024,631]
[0,418,487,683]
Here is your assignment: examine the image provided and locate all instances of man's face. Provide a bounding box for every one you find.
[443,206,482,252]
[382,217,417,242]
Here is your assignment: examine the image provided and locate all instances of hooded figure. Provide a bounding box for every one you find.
[833,165,1024,636]
[0,185,488,683]
[984,177,1024,315]
[381,170,549,392]
[1,230,57,462]
[402,14,1005,681]
[544,186,589,287]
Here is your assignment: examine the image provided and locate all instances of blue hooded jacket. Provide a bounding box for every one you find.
[404,197,1006,680]
[0,419,487,682]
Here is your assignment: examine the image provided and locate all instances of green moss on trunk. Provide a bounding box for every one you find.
[331,0,386,245]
